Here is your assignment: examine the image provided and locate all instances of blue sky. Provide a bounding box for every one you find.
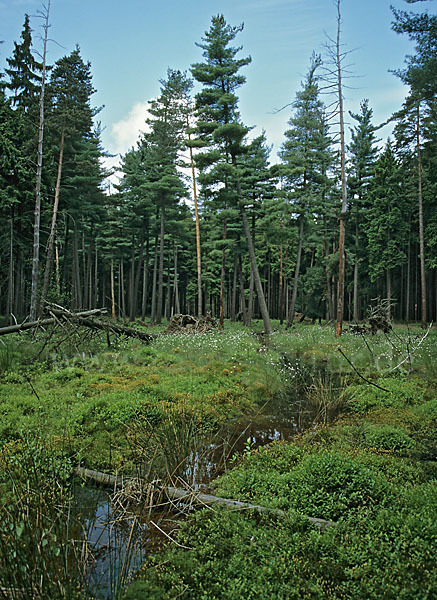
[1,0,428,178]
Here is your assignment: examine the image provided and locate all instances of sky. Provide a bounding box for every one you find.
[1,0,430,186]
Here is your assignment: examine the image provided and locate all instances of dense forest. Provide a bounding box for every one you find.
[1,1,436,332]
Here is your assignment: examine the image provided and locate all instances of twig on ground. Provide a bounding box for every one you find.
[388,322,432,373]
[149,520,192,550]
[337,347,390,393]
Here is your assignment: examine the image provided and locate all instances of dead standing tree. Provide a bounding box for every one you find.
[321,0,352,337]
[29,1,51,321]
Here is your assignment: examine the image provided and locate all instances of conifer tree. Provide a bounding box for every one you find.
[366,143,408,318]
[347,99,379,321]
[40,47,96,309]
[280,54,332,326]
[141,70,189,323]
[5,14,42,318]
[191,15,272,333]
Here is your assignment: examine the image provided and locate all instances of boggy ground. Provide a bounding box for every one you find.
[123,324,437,600]
[0,321,436,598]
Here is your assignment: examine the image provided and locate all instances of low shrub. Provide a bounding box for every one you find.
[347,376,425,413]
[215,449,393,521]
[362,423,417,455]
[124,483,437,599]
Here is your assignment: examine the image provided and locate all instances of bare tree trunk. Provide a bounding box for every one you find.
[94,242,98,308]
[231,253,238,321]
[41,128,65,310]
[30,1,50,320]
[353,208,360,322]
[187,124,202,318]
[173,242,180,315]
[165,240,171,320]
[238,256,247,325]
[220,218,227,330]
[131,221,147,321]
[141,237,150,319]
[287,215,304,328]
[334,0,348,338]
[386,268,392,321]
[156,203,165,324]
[73,224,82,308]
[416,103,427,328]
[150,238,158,323]
[120,261,126,319]
[110,259,116,319]
[5,215,14,325]
[405,233,411,321]
[240,205,273,335]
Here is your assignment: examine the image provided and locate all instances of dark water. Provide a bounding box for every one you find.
[74,486,147,599]
[79,357,340,597]
[79,401,320,597]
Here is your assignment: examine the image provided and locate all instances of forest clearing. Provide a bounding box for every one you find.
[1,0,437,597]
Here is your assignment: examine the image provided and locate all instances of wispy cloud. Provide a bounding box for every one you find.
[110,101,150,155]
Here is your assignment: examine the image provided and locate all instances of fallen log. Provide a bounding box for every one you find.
[72,316,156,342]
[0,308,107,337]
[0,308,157,343]
[75,467,335,529]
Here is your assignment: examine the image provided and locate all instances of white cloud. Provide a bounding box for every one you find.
[110,101,151,155]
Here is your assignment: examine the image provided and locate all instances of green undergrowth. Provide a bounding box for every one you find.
[0,322,436,598]
[122,326,437,600]
[0,328,282,471]
[124,486,437,600]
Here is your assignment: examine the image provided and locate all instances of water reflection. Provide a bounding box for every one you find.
[74,486,147,599]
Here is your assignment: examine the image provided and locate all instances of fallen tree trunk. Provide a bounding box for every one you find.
[0,307,157,343]
[75,467,335,529]
[0,308,107,337]
[71,316,156,342]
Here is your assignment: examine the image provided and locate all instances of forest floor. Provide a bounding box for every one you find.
[0,320,436,598]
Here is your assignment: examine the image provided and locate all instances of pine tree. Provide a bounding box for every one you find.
[192,15,272,333]
[347,99,379,321]
[4,15,42,319]
[366,143,408,317]
[141,70,189,323]
[392,0,437,99]
[279,54,332,326]
[40,47,96,309]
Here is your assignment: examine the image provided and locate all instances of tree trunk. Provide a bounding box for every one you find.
[150,238,158,323]
[287,215,304,328]
[239,256,248,325]
[173,242,180,315]
[110,258,116,319]
[406,232,411,321]
[5,214,14,325]
[240,205,273,334]
[220,218,227,330]
[72,224,82,308]
[41,126,65,310]
[231,253,238,321]
[120,260,126,319]
[416,103,427,328]
[141,237,150,320]
[386,268,392,321]
[187,122,202,318]
[156,203,165,324]
[334,0,348,338]
[353,208,360,322]
[131,221,147,321]
[29,1,50,320]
